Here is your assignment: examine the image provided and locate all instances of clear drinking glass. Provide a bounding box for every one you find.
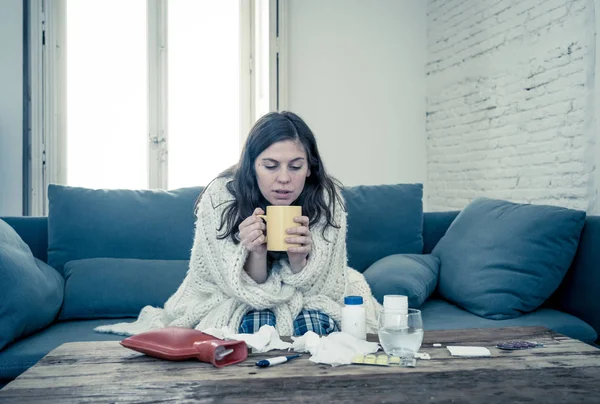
[378,308,424,358]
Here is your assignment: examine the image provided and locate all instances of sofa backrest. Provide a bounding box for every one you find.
[551,216,600,338]
[1,216,48,263]
[33,182,425,275]
[422,211,460,254]
[46,184,203,276]
[341,183,424,272]
[2,184,426,267]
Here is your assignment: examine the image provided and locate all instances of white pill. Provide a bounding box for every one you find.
[433,343,442,347]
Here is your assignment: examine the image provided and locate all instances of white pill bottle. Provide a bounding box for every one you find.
[341,295,366,340]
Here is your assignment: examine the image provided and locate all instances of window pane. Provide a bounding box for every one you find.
[168,0,241,189]
[66,0,148,189]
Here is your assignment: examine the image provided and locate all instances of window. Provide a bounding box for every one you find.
[28,0,286,215]
[66,0,148,190]
[167,0,241,189]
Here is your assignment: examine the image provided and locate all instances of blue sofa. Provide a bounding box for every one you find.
[0,183,598,388]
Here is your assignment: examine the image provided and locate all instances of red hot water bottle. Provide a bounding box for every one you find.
[120,327,248,367]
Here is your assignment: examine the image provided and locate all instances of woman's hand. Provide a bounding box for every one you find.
[238,208,267,254]
[239,208,268,283]
[286,215,312,273]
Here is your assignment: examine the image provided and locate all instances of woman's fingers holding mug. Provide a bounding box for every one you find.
[250,220,266,233]
[239,223,263,243]
[293,215,309,227]
[286,235,311,248]
[286,221,311,251]
[286,224,309,236]
[241,229,266,252]
[253,233,266,246]
[237,208,267,253]
[240,208,265,230]
[243,227,265,243]
[287,243,311,254]
[245,229,264,244]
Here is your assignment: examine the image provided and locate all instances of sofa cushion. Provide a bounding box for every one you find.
[0,318,127,380]
[432,198,586,320]
[47,184,202,275]
[59,258,189,320]
[420,299,598,344]
[363,254,439,308]
[0,219,64,351]
[342,184,423,272]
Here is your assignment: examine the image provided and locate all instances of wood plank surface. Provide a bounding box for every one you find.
[1,326,599,403]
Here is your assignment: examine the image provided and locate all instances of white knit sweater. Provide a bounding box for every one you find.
[95,178,381,337]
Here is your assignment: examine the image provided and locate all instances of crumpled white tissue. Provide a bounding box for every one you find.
[203,325,291,353]
[291,331,380,366]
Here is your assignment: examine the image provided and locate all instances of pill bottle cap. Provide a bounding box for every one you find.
[344,296,363,305]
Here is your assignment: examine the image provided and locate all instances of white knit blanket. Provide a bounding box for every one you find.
[95,178,381,337]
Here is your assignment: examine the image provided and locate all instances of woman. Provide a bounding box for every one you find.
[96,111,380,337]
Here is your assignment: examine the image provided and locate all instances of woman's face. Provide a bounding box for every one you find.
[254,140,311,205]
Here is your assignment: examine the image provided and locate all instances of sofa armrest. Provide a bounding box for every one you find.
[0,216,48,263]
[553,215,600,340]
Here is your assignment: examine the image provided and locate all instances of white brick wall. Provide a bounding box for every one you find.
[426,0,596,212]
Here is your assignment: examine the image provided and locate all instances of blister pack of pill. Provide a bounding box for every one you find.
[351,353,416,367]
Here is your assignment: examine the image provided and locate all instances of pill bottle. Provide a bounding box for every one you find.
[341,295,366,340]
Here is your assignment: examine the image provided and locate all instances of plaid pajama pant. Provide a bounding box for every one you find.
[238,309,340,336]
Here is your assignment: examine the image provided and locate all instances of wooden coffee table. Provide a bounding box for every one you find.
[0,326,599,403]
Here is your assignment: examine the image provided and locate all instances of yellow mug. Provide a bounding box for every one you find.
[258,205,302,251]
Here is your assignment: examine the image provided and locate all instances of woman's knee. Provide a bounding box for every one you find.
[238,309,276,333]
[293,310,339,336]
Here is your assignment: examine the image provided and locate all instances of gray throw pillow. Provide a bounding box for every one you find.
[432,198,586,320]
[363,254,440,308]
[0,219,64,350]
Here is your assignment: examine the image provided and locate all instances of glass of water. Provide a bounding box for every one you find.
[378,308,424,358]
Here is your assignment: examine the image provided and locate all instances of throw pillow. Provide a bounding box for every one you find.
[342,184,423,272]
[363,254,440,308]
[0,219,64,350]
[58,258,189,320]
[432,198,586,320]
[47,184,202,275]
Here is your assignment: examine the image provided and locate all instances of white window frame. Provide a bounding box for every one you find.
[147,0,169,190]
[29,0,66,216]
[275,0,289,112]
[27,0,287,215]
